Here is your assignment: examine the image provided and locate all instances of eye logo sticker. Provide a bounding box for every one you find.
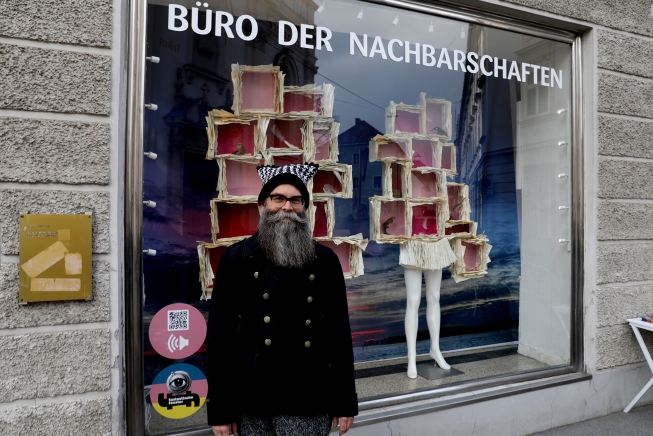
[149,303,207,359]
[150,363,208,419]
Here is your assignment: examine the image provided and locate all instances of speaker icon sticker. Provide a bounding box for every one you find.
[149,303,206,359]
[150,363,208,419]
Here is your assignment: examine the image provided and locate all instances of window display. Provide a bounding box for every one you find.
[142,0,573,432]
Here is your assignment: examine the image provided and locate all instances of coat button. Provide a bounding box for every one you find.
[254,272,259,278]
[265,339,271,346]
[305,319,311,326]
[264,316,270,323]
[263,293,269,300]
[307,296,313,303]
[309,274,315,281]
[304,341,311,348]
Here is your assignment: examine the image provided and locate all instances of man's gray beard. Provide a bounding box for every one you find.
[258,206,315,269]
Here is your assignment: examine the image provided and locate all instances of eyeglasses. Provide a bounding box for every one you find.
[269,194,305,208]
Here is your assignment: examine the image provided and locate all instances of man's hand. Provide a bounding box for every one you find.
[332,416,354,435]
[211,423,238,436]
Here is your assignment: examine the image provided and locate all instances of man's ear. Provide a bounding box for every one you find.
[258,203,264,215]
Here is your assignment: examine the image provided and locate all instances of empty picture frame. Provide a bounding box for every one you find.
[382,161,410,198]
[314,235,368,279]
[386,102,425,135]
[446,182,471,222]
[231,64,284,115]
[206,110,260,159]
[411,136,439,168]
[409,198,446,238]
[449,236,492,282]
[419,92,453,139]
[210,199,260,243]
[445,221,478,237]
[266,149,305,166]
[369,196,409,242]
[263,117,310,152]
[309,197,335,238]
[216,156,265,200]
[369,134,411,162]
[197,237,247,300]
[309,118,340,163]
[437,142,457,175]
[283,83,335,117]
[310,163,353,198]
[410,168,447,199]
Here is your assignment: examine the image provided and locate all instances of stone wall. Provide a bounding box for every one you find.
[0,0,121,434]
[496,0,653,370]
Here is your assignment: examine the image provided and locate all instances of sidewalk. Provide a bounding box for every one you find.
[530,404,653,435]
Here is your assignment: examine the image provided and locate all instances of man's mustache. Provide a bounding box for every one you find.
[264,210,309,223]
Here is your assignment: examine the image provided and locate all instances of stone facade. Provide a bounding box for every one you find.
[0,0,120,434]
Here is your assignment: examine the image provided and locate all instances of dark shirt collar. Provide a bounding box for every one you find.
[242,231,262,258]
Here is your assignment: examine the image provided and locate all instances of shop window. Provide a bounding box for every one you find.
[140,0,575,433]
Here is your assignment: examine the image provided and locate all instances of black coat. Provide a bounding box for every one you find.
[206,232,358,426]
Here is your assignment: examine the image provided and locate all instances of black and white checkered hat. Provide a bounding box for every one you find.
[256,163,319,205]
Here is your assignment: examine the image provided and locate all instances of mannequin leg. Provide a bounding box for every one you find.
[424,269,450,369]
[404,268,423,379]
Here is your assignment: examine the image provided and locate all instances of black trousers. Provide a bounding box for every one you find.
[237,413,331,436]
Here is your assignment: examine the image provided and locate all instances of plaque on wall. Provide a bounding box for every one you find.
[19,213,93,303]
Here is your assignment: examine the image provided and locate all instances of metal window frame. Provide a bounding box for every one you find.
[124,0,586,434]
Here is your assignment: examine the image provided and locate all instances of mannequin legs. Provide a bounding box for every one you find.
[404,268,422,378]
[404,268,450,379]
[424,269,450,370]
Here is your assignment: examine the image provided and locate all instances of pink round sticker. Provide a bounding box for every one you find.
[149,303,207,359]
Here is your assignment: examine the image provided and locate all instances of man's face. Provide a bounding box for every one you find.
[259,183,304,215]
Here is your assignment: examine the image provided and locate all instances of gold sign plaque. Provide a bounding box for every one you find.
[19,214,93,303]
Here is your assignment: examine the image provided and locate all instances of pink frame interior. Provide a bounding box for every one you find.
[284,92,322,114]
[411,171,439,198]
[411,204,439,236]
[312,170,343,195]
[379,200,407,237]
[390,162,403,198]
[377,140,409,160]
[313,202,328,237]
[266,119,305,150]
[317,240,350,273]
[224,160,262,197]
[441,145,453,170]
[272,154,304,167]
[214,202,259,239]
[313,127,332,161]
[462,242,479,269]
[445,223,471,235]
[425,102,445,135]
[412,139,434,167]
[241,71,276,111]
[394,109,421,134]
[215,122,257,156]
[447,186,461,220]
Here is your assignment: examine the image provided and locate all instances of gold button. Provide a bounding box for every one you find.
[307,296,313,303]
[263,293,269,300]
[264,316,270,323]
[265,339,271,346]
[305,319,311,326]
[309,274,315,281]
[254,272,259,278]
[304,341,311,348]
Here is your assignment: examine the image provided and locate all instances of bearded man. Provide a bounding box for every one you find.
[206,163,358,436]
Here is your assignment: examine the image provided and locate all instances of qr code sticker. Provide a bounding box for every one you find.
[168,310,189,331]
